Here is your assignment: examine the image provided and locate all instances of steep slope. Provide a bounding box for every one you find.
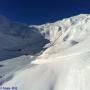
[1,14,90,90]
[32,14,90,64]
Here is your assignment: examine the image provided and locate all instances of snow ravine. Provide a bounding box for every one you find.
[1,14,90,90]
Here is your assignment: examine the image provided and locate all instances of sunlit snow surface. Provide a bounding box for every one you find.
[1,14,90,90]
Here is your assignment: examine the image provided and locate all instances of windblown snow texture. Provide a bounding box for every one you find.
[1,14,90,90]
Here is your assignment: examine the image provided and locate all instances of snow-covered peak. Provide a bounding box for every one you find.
[31,14,90,64]
[32,14,90,39]
[0,16,49,61]
[0,14,90,60]
[2,14,90,90]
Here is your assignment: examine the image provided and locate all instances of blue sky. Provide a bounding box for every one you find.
[0,0,90,25]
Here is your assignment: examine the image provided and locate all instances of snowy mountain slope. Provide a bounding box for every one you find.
[0,55,35,85]
[32,14,90,64]
[0,16,49,85]
[1,14,90,90]
[0,16,49,61]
